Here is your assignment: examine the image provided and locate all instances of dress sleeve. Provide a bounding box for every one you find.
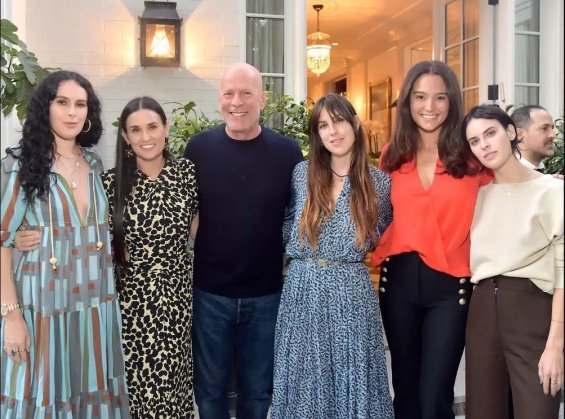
[283,163,302,248]
[1,155,27,247]
[102,170,115,233]
[373,169,392,239]
[183,158,199,219]
[550,183,564,289]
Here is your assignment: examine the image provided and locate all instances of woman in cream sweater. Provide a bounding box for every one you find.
[462,104,563,419]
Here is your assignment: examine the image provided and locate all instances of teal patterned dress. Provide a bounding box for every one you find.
[0,148,130,418]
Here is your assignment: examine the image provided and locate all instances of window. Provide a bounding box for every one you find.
[246,0,285,97]
[514,0,540,106]
[443,0,479,112]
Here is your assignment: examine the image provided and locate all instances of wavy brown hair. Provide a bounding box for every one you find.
[380,60,480,177]
[299,93,378,250]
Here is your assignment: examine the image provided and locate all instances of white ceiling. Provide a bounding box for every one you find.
[306,0,434,80]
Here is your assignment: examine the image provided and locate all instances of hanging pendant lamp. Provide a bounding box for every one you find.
[306,4,331,76]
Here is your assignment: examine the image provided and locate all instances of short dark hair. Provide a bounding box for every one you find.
[462,104,520,153]
[511,105,548,130]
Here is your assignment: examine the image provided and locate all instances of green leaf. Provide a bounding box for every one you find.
[0,19,20,45]
[16,50,40,84]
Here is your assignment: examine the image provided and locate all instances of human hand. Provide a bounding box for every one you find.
[2,311,30,363]
[538,344,564,396]
[14,226,40,252]
[551,174,564,180]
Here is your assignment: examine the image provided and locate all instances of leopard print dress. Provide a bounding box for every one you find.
[103,158,198,418]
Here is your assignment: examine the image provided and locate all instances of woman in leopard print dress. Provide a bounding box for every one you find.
[103,97,198,418]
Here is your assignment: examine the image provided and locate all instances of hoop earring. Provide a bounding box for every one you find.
[82,119,92,133]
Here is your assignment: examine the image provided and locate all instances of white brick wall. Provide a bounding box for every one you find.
[2,0,241,169]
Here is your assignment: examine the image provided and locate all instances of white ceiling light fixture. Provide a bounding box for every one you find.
[306,4,331,77]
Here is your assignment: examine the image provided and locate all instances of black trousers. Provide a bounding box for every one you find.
[466,276,560,419]
[379,252,472,419]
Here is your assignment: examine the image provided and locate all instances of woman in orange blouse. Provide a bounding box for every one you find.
[370,60,491,419]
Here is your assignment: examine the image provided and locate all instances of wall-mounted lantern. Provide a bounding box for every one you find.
[139,1,182,67]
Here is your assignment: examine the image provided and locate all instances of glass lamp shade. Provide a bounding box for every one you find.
[146,23,175,58]
[306,44,331,76]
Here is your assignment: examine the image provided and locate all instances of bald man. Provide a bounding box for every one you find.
[183,63,302,419]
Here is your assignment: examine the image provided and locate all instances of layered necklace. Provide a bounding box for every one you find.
[331,168,349,182]
[56,147,83,189]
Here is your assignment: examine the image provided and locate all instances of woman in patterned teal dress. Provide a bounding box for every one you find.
[1,71,129,417]
[272,94,394,419]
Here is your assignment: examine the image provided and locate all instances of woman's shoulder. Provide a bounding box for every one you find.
[174,157,195,172]
[83,148,105,173]
[369,164,391,185]
[293,160,308,176]
[538,174,564,197]
[101,167,116,184]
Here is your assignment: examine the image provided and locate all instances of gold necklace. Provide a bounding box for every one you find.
[56,149,83,189]
[331,168,348,182]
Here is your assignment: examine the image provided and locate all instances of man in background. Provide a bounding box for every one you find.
[511,105,556,172]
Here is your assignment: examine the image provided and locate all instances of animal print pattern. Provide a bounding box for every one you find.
[272,161,395,419]
[103,158,198,418]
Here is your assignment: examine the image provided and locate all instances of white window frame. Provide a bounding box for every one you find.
[493,0,563,116]
[436,0,481,109]
[240,0,306,101]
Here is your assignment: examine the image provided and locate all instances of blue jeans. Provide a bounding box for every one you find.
[193,288,281,419]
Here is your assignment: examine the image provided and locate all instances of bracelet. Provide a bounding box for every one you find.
[0,302,20,317]
[551,319,564,324]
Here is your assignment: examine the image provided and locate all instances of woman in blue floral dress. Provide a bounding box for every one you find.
[272,93,394,419]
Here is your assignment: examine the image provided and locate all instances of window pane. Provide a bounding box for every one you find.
[262,77,284,128]
[463,0,479,38]
[246,18,284,73]
[463,39,478,87]
[445,0,461,46]
[514,34,539,83]
[463,88,478,113]
[515,0,540,32]
[263,77,283,97]
[446,46,461,84]
[515,86,539,106]
[246,0,283,15]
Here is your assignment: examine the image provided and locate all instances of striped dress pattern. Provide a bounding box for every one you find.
[1,148,129,418]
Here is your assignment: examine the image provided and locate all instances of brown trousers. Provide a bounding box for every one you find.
[465,276,561,419]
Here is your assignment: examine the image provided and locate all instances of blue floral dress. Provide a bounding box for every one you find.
[1,148,129,418]
[272,161,394,419]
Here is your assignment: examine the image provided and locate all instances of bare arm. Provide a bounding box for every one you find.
[538,288,564,396]
[1,247,30,362]
[190,214,199,240]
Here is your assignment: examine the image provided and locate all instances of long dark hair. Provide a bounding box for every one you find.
[112,96,169,267]
[380,60,479,177]
[299,93,378,250]
[6,70,102,202]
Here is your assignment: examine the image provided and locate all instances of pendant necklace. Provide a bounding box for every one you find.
[56,149,82,189]
[331,168,349,182]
